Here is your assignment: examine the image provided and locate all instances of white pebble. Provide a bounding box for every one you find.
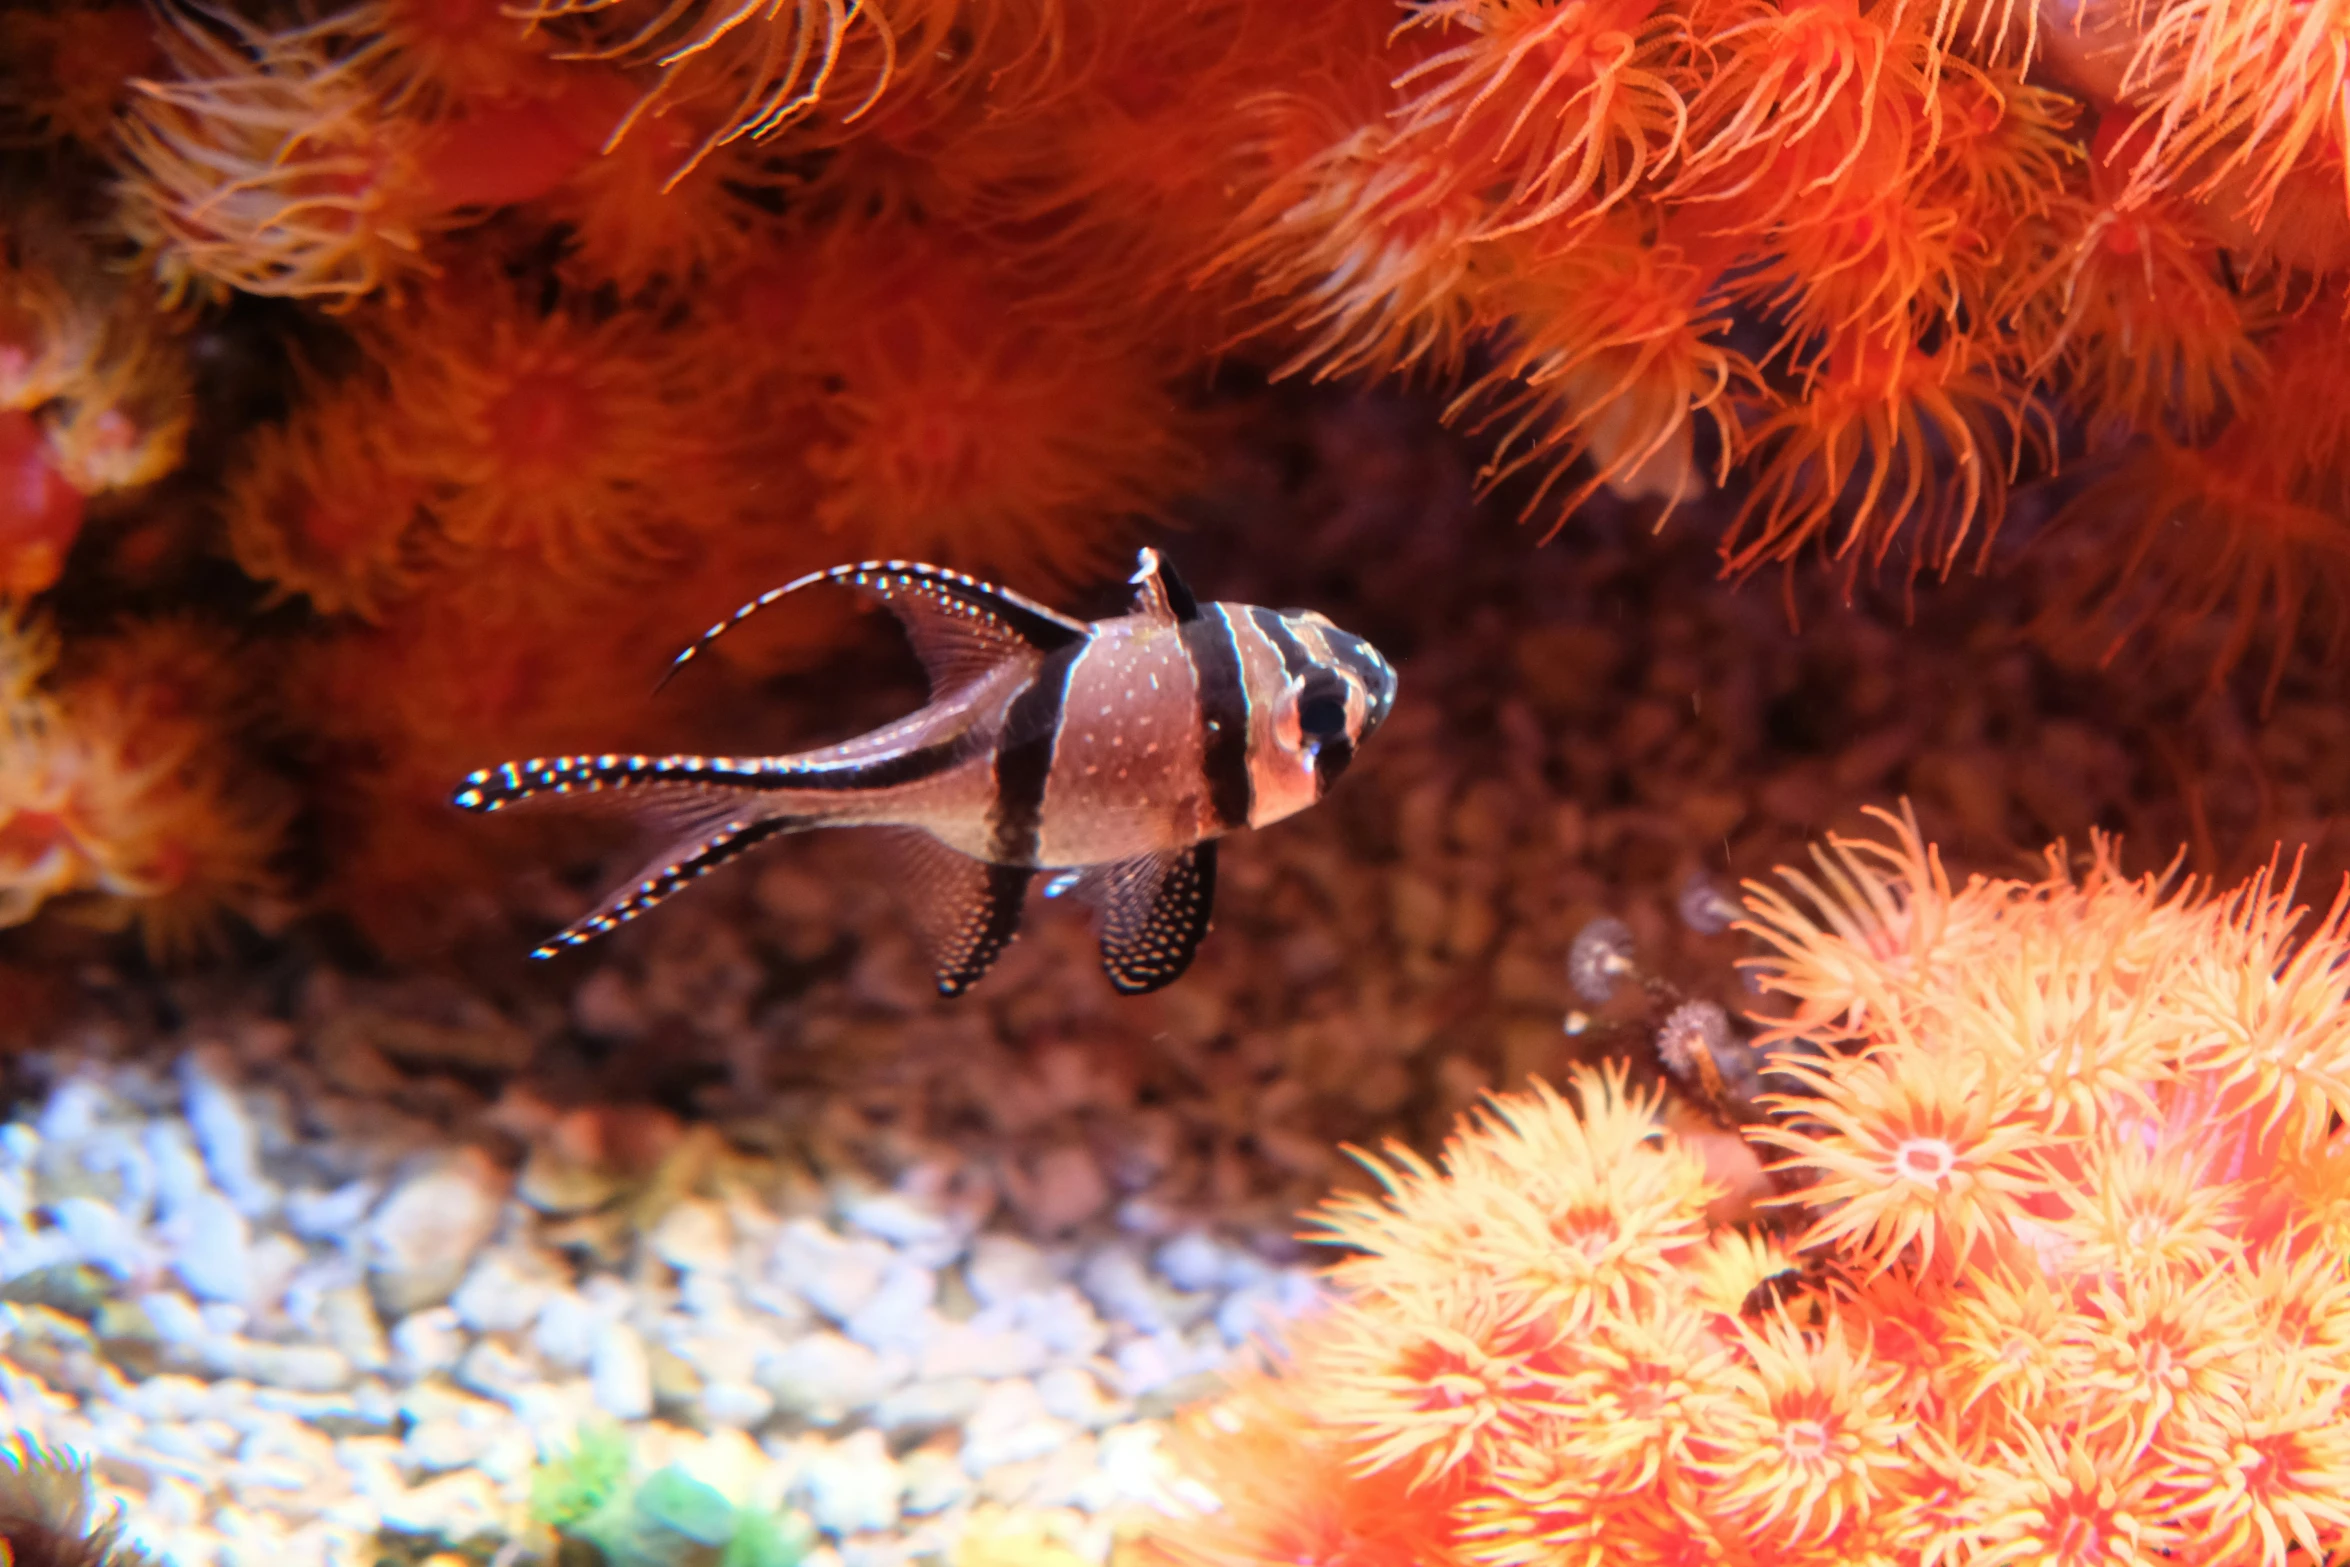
[282,1181,377,1241]
[800,1429,902,1537]
[389,1306,467,1378]
[319,1286,390,1373]
[648,1199,734,1275]
[898,1449,971,1516]
[1153,1231,1227,1294]
[1015,1286,1108,1362]
[1035,1366,1127,1430]
[449,1247,563,1335]
[964,1235,1054,1309]
[772,1219,894,1324]
[180,1050,273,1216]
[843,1260,935,1354]
[589,1322,654,1420]
[960,1379,1077,1475]
[168,1192,254,1304]
[49,1195,149,1280]
[366,1149,509,1317]
[700,1379,776,1429]
[756,1332,907,1425]
[1077,1247,1168,1335]
[836,1188,956,1259]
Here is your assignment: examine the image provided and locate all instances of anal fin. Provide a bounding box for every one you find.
[870,829,1034,996]
[1091,841,1217,995]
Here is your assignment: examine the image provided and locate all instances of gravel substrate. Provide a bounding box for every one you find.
[7,389,2350,1566]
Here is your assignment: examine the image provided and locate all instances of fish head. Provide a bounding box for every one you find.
[1259,608,1397,800]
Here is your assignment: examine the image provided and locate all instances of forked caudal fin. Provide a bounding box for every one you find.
[451,754,853,960]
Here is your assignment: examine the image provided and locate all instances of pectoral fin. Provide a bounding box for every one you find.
[1090,842,1217,995]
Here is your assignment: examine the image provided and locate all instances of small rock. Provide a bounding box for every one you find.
[842,1260,934,1354]
[800,1429,902,1537]
[915,1316,1047,1382]
[47,1196,149,1280]
[1076,1247,1168,1335]
[1152,1232,1231,1294]
[1034,1366,1127,1430]
[960,1380,1078,1475]
[571,970,649,1042]
[1013,1287,1107,1362]
[167,1192,253,1305]
[367,1149,509,1318]
[179,1050,273,1216]
[390,1306,467,1378]
[648,1199,733,1275]
[590,1322,654,1420]
[1005,1145,1109,1235]
[964,1236,1054,1309]
[835,1187,957,1261]
[220,1339,352,1392]
[771,1219,893,1324]
[457,1338,540,1405]
[320,1287,390,1373]
[756,1333,907,1425]
[868,1377,986,1436]
[449,1247,565,1335]
[378,1470,506,1541]
[700,1379,776,1429]
[282,1181,377,1241]
[897,1449,971,1516]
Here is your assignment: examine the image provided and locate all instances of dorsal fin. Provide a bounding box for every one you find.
[1129,547,1201,624]
[659,560,1092,696]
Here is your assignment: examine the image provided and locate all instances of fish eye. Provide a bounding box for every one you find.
[1298,692,1349,740]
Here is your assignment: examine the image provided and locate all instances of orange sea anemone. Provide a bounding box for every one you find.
[2002,113,2263,441]
[1392,0,1695,237]
[115,5,615,307]
[1724,331,2046,594]
[784,224,1197,578]
[2032,304,2350,708]
[1205,95,1498,384]
[510,0,961,186]
[1454,214,1750,524]
[352,273,751,598]
[223,379,435,621]
[0,1,161,146]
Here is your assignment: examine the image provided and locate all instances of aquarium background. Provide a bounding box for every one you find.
[5,0,2350,1563]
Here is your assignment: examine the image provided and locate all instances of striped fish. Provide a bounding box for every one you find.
[453,549,1397,995]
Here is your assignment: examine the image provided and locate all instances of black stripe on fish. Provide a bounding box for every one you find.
[453,742,963,811]
[660,559,1090,689]
[531,814,809,959]
[1245,606,1316,680]
[1183,607,1255,832]
[991,643,1084,865]
[936,862,1035,996]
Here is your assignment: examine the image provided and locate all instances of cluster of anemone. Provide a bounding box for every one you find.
[1149,807,2350,1566]
[0,612,286,956]
[0,219,189,597]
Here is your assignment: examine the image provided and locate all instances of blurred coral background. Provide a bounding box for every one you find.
[2,0,2349,964]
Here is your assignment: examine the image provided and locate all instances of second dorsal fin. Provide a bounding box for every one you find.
[660,560,1093,696]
